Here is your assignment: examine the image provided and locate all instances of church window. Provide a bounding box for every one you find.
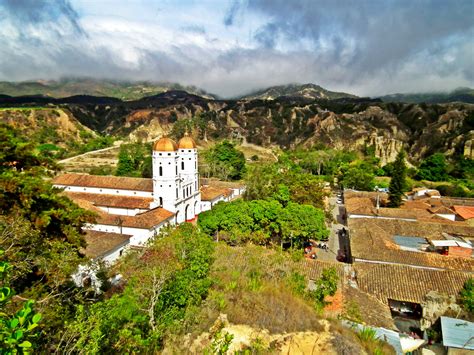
[188,150,191,152]
[168,153,171,156]
[159,197,163,206]
[181,162,184,170]
[176,188,178,198]
[159,166,163,176]
[159,153,162,156]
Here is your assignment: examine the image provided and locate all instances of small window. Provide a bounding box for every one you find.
[159,153,162,156]
[176,188,178,198]
[116,190,119,194]
[188,150,191,152]
[83,188,86,191]
[159,166,163,176]
[100,189,103,192]
[168,153,171,156]
[134,191,136,195]
[119,249,123,257]
[189,158,191,160]
[181,162,184,170]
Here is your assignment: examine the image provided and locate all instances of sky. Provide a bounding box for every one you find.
[0,0,473,97]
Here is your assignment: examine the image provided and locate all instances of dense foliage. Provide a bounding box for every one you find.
[115,142,152,177]
[415,153,449,181]
[198,199,329,248]
[459,278,474,314]
[0,124,95,350]
[60,224,214,352]
[202,140,246,180]
[0,251,42,353]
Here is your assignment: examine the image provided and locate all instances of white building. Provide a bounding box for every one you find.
[54,134,241,264]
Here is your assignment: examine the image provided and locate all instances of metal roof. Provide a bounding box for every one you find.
[441,316,474,350]
[431,240,472,249]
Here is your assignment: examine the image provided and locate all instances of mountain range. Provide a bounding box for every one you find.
[1,89,472,166]
[1,79,474,104]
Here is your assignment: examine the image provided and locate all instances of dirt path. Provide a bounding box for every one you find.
[58,141,123,164]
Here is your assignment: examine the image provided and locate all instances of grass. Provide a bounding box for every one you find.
[163,243,396,354]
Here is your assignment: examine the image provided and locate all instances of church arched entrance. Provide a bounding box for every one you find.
[194,200,199,216]
[185,204,191,221]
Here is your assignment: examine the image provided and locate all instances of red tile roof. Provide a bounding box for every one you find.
[53,173,153,192]
[96,208,175,229]
[64,192,153,209]
[201,186,232,201]
[453,205,474,220]
[83,231,131,259]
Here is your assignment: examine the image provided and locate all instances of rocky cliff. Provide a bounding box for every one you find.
[1,92,473,164]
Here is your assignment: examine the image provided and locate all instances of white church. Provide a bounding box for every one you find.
[53,134,244,265]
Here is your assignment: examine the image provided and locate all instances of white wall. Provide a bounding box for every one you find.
[201,201,212,212]
[84,219,173,247]
[436,213,456,221]
[97,206,148,216]
[55,184,153,198]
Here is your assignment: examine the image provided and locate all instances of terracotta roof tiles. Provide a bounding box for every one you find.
[64,192,153,209]
[355,263,471,304]
[53,173,153,192]
[83,231,131,259]
[201,186,232,201]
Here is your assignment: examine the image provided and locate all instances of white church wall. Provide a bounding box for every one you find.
[200,201,212,212]
[97,206,148,216]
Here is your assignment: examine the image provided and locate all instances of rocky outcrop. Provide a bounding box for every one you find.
[420,291,463,330]
[1,92,473,164]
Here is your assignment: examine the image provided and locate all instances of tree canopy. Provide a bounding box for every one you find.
[415,153,449,181]
[203,140,246,180]
[198,199,329,247]
[388,149,407,207]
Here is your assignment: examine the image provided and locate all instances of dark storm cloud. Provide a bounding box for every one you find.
[1,0,84,34]
[223,0,241,26]
[0,0,472,97]
[244,0,474,75]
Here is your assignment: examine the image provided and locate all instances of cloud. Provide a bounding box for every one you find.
[0,0,472,97]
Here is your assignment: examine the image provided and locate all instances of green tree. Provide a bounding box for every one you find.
[204,141,246,180]
[115,143,150,177]
[416,153,449,181]
[340,162,376,191]
[0,124,94,349]
[60,224,215,352]
[311,267,339,311]
[0,251,42,353]
[388,150,407,207]
[459,278,474,314]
